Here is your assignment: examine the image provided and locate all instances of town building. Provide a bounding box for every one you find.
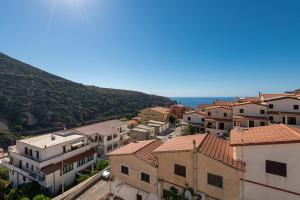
[74,120,129,156]
[108,140,163,200]
[263,96,300,125]
[183,111,206,133]
[129,125,155,141]
[232,102,270,128]
[170,104,185,119]
[231,124,300,200]
[204,106,233,136]
[2,130,96,194]
[140,107,171,122]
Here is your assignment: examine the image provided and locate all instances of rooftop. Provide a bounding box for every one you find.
[107,140,163,166]
[147,107,170,114]
[19,131,85,148]
[199,134,245,171]
[230,124,300,146]
[74,120,126,136]
[153,135,206,153]
[205,105,232,110]
[213,100,236,107]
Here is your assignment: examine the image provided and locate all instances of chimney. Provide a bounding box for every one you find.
[51,135,55,141]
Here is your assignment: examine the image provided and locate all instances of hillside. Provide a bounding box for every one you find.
[0,52,174,148]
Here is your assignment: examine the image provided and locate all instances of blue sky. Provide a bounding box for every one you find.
[1,0,300,97]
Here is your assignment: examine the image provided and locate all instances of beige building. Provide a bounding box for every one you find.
[232,102,270,128]
[231,124,300,200]
[108,140,163,200]
[140,107,171,122]
[204,106,233,136]
[153,134,244,200]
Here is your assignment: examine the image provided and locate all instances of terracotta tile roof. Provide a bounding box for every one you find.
[107,140,156,156]
[135,140,163,166]
[232,101,267,107]
[260,93,288,100]
[237,97,259,103]
[74,120,126,136]
[108,140,163,166]
[126,120,139,126]
[153,135,206,153]
[41,162,62,175]
[205,105,232,110]
[230,124,300,146]
[213,100,236,107]
[233,115,270,121]
[149,107,170,114]
[198,134,245,171]
[197,104,212,110]
[184,110,206,116]
[263,95,299,102]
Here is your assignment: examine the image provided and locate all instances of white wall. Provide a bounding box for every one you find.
[266,98,300,113]
[183,112,205,124]
[233,104,268,117]
[235,143,300,200]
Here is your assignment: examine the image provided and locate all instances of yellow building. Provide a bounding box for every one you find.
[140,107,171,122]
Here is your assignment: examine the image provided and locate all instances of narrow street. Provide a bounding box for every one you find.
[75,180,110,200]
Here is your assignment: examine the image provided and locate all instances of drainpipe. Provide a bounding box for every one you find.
[192,140,197,197]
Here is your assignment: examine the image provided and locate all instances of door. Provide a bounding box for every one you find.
[287,117,296,125]
[249,121,255,127]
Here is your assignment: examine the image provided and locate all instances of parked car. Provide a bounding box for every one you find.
[101,169,110,180]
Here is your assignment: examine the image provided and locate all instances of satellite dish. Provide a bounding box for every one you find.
[184,190,192,200]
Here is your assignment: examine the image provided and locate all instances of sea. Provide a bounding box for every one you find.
[170,97,235,108]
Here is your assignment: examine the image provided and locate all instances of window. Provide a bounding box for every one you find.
[25,147,28,155]
[23,176,26,182]
[113,143,118,148]
[239,109,244,114]
[187,117,191,121]
[266,160,287,177]
[77,158,86,167]
[113,134,118,139]
[249,121,254,127]
[86,154,94,162]
[95,136,98,142]
[136,194,142,200]
[207,173,223,188]
[107,144,113,152]
[174,164,186,177]
[31,165,33,171]
[29,149,32,156]
[61,164,74,175]
[121,165,129,175]
[260,122,265,126]
[260,110,265,114]
[219,123,224,130]
[107,135,112,141]
[63,146,66,153]
[269,116,274,122]
[26,163,28,168]
[208,112,211,116]
[269,104,273,109]
[36,151,39,159]
[294,105,299,110]
[201,118,204,122]
[141,172,150,183]
[224,112,227,117]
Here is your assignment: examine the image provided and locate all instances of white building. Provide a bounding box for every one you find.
[74,120,129,156]
[2,130,96,194]
[263,96,300,126]
[232,102,270,128]
[183,110,206,133]
[231,124,300,200]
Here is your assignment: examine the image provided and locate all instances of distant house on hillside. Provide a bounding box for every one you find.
[140,107,171,122]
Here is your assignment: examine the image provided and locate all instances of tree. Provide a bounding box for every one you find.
[0,166,9,180]
[96,160,109,171]
[168,115,177,125]
[32,194,51,200]
[0,179,6,199]
[186,124,196,135]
